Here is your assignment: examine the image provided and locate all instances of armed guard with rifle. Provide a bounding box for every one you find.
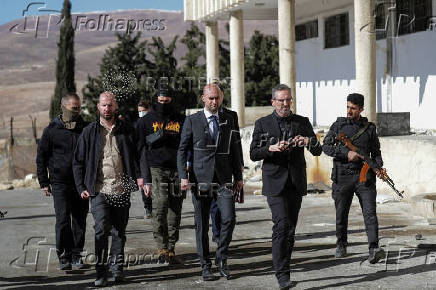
[322,93,387,264]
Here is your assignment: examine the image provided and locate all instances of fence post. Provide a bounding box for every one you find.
[8,117,15,180]
[29,115,37,144]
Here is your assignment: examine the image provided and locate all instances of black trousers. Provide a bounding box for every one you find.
[51,183,89,262]
[332,173,379,248]
[90,193,130,277]
[266,188,302,284]
[210,199,221,242]
[192,186,235,269]
[141,189,152,211]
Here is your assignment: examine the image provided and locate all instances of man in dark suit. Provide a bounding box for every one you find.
[178,83,243,281]
[250,84,322,290]
[210,86,244,245]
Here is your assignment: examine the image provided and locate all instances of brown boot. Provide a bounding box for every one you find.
[168,250,183,265]
[157,249,169,264]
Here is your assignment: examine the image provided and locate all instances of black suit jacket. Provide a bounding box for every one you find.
[221,107,244,168]
[250,112,322,196]
[177,109,243,189]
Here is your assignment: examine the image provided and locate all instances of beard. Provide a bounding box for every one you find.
[206,104,218,114]
[102,113,114,120]
[277,108,290,116]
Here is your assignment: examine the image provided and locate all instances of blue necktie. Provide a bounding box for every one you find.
[209,115,219,142]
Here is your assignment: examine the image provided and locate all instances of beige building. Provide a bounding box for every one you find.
[184,0,378,127]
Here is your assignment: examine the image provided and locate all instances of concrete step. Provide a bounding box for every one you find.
[409,193,436,224]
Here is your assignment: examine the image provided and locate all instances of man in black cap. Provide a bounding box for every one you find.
[136,87,185,264]
[322,93,386,264]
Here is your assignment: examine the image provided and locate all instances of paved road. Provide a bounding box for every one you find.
[1,189,436,289]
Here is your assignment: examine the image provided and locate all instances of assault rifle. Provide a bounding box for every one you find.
[336,133,404,198]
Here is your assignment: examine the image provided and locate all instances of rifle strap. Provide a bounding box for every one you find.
[350,122,370,142]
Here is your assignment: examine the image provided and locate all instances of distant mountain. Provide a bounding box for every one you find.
[0,9,278,86]
[0,9,277,126]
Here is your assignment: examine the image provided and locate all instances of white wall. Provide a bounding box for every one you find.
[294,4,436,130]
[241,124,436,198]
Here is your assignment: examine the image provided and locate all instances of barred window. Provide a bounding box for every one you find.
[375,0,433,38]
[375,2,387,40]
[296,20,318,41]
[396,0,433,35]
[324,13,349,48]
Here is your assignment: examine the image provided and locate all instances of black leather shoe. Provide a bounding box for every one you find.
[72,257,84,269]
[59,261,72,271]
[279,280,296,290]
[335,244,347,258]
[109,271,125,283]
[368,247,385,264]
[202,267,219,281]
[94,276,107,287]
[217,260,231,280]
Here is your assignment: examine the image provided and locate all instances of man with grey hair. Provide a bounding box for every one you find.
[250,84,321,289]
[36,92,89,271]
[73,91,139,287]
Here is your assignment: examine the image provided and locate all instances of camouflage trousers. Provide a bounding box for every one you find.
[150,167,183,251]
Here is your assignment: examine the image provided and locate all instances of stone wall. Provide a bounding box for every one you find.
[241,125,436,197]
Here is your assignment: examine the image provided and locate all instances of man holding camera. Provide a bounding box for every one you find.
[136,87,185,264]
[250,84,321,289]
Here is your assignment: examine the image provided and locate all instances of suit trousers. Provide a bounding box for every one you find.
[332,173,379,248]
[192,186,236,268]
[210,199,221,243]
[51,183,89,262]
[266,188,302,284]
[90,193,130,277]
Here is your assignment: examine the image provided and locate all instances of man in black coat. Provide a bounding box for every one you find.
[73,91,138,287]
[322,93,386,264]
[36,92,89,270]
[250,84,322,290]
[137,99,153,219]
[178,83,243,281]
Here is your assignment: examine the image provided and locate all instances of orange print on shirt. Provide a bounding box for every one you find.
[152,121,180,133]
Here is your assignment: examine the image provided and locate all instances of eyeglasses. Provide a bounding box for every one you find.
[274,98,292,103]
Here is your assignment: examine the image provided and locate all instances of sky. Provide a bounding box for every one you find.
[0,0,183,25]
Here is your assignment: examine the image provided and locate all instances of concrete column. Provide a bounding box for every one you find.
[278,0,297,114]
[385,0,397,112]
[433,0,436,18]
[205,21,219,83]
[354,0,376,122]
[230,10,245,127]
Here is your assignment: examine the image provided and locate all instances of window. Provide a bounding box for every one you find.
[296,20,318,41]
[375,0,433,38]
[375,2,387,40]
[324,13,349,48]
[396,0,432,35]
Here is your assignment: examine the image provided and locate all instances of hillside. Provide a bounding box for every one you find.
[0,9,278,137]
